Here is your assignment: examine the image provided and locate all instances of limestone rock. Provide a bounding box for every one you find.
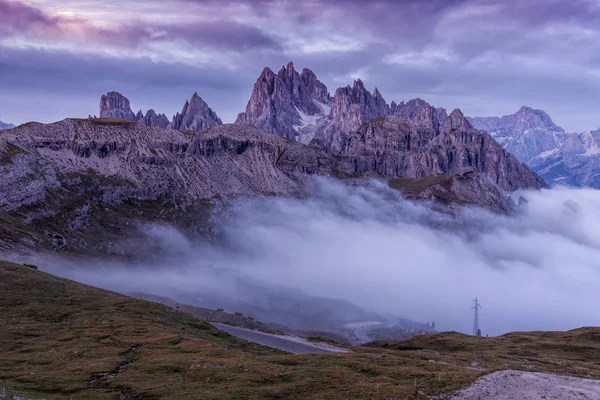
[310,80,389,152]
[343,115,547,191]
[99,91,136,121]
[171,93,222,132]
[391,98,447,131]
[139,109,170,129]
[235,62,331,143]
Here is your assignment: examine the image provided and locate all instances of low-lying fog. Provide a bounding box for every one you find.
[45,178,600,335]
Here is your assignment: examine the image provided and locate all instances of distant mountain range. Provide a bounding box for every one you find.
[468,108,600,188]
[0,120,14,130]
[101,62,598,189]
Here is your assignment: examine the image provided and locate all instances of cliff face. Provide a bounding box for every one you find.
[99,92,136,121]
[311,80,389,152]
[0,115,542,253]
[170,93,223,132]
[0,119,350,252]
[343,111,547,191]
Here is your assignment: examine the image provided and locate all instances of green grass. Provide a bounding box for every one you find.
[2,259,599,399]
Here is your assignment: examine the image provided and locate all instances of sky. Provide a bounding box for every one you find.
[44,178,600,335]
[1,0,600,131]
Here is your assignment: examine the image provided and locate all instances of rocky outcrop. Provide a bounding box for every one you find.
[310,80,389,152]
[99,91,136,121]
[390,98,447,132]
[138,109,170,129]
[235,62,331,143]
[343,112,547,191]
[99,91,220,132]
[171,93,222,132]
[99,92,171,129]
[389,172,516,215]
[0,121,14,130]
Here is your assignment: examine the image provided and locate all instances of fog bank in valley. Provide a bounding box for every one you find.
[47,178,600,335]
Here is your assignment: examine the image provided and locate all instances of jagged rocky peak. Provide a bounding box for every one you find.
[330,79,389,121]
[98,92,170,129]
[171,92,222,132]
[235,61,331,142]
[390,98,448,131]
[309,79,390,152]
[301,68,329,104]
[441,109,473,134]
[514,106,561,129]
[99,91,136,121]
[139,109,170,129]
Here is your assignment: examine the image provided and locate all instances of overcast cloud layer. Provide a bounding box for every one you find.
[1,0,600,131]
[43,179,600,336]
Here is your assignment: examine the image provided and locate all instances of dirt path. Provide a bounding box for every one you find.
[211,323,350,354]
[445,370,600,399]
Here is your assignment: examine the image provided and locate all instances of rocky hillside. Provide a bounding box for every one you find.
[468,107,600,188]
[0,114,543,253]
[235,62,331,143]
[0,118,348,253]
[99,91,220,132]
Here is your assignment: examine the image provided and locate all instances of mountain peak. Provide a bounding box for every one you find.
[353,79,365,91]
[278,61,297,78]
[390,97,447,131]
[235,63,331,140]
[518,105,534,113]
[172,93,222,132]
[449,108,465,119]
[286,61,295,74]
[442,109,472,133]
[99,91,136,121]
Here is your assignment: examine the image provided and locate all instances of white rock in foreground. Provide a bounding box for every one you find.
[446,370,600,400]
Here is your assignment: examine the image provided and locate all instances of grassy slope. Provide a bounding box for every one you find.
[2,260,599,400]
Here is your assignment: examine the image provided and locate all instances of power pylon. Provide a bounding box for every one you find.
[472,297,481,336]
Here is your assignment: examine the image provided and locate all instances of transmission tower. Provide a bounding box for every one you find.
[472,297,481,336]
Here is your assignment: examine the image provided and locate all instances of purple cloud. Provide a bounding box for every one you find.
[0,0,280,51]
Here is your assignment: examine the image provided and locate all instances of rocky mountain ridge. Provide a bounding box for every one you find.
[343,111,546,192]
[99,91,221,133]
[235,62,331,143]
[468,107,600,188]
[0,114,542,254]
